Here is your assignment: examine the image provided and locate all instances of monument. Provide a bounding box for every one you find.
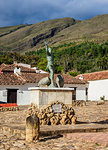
[27,42,76,142]
[29,42,74,107]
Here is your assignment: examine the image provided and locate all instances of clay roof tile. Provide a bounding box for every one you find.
[76,70,108,81]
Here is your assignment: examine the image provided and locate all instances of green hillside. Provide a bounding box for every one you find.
[0,14,108,53]
[0,41,108,74]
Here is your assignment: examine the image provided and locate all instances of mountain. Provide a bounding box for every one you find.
[0,14,108,53]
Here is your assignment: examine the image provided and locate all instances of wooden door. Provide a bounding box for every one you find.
[72,88,76,100]
[7,89,17,103]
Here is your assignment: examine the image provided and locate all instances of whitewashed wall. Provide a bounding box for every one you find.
[0,88,7,103]
[17,83,38,105]
[76,86,87,100]
[64,84,89,101]
[0,82,89,105]
[0,83,37,105]
[88,79,108,101]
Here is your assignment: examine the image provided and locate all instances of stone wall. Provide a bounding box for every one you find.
[0,106,19,112]
[72,100,86,107]
[28,101,77,126]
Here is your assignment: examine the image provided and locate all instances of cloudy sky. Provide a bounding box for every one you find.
[0,0,108,27]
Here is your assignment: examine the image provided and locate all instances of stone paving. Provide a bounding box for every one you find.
[0,131,108,150]
[0,102,108,125]
[64,132,108,146]
[74,102,108,123]
[0,101,108,150]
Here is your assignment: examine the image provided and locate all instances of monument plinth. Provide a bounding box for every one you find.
[28,87,74,108]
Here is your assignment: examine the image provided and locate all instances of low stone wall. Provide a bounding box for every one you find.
[28,101,77,126]
[96,101,105,105]
[0,106,19,112]
[72,100,86,107]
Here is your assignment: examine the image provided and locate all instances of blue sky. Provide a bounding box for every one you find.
[0,0,108,27]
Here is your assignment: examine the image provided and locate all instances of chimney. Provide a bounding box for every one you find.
[79,75,83,80]
[14,66,21,75]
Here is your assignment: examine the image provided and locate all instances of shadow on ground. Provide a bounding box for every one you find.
[40,134,63,142]
[93,119,108,124]
[77,121,89,124]
[77,119,108,125]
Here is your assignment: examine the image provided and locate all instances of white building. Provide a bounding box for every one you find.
[63,74,89,101]
[32,67,48,74]
[0,64,88,105]
[76,71,108,101]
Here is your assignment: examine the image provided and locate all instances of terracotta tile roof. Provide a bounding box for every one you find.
[0,64,36,73]
[0,72,87,85]
[54,74,87,84]
[75,70,108,81]
[20,73,87,84]
[21,73,48,83]
[0,72,25,85]
[0,64,87,85]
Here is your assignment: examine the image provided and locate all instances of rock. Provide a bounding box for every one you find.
[26,104,40,142]
[97,101,105,105]
[41,120,47,125]
[50,117,55,125]
[71,116,77,125]
[0,144,4,149]
[56,75,64,87]
[0,106,19,112]
[72,100,86,107]
[38,77,51,86]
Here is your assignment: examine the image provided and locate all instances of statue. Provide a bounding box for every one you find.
[44,41,55,87]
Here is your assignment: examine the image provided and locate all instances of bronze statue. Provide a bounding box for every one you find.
[44,41,55,87]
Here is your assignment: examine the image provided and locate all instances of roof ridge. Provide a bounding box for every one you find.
[76,70,108,81]
[0,63,36,73]
[15,72,26,83]
[83,70,108,75]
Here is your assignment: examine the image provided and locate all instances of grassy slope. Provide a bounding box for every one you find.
[52,14,108,45]
[0,14,108,52]
[0,18,77,52]
[0,24,30,37]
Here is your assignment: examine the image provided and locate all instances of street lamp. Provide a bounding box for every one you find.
[36,67,40,87]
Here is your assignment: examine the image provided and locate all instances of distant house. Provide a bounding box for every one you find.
[76,71,108,101]
[14,62,48,74]
[0,63,88,105]
[32,67,48,74]
[62,74,88,101]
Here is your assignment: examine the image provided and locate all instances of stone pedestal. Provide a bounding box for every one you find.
[28,87,74,108]
[26,114,40,142]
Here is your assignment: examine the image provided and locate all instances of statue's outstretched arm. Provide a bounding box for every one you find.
[44,41,48,49]
[44,41,50,55]
[44,41,47,45]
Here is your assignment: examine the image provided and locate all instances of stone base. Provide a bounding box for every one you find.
[29,87,74,108]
